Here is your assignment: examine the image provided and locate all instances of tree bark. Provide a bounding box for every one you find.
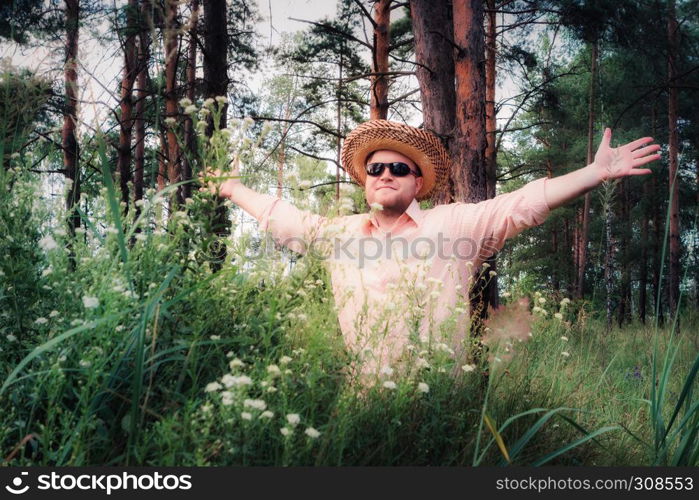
[639,178,650,324]
[116,0,139,210]
[451,0,486,204]
[667,0,681,324]
[182,0,200,202]
[62,0,80,244]
[204,0,229,272]
[618,178,631,327]
[410,0,455,200]
[484,0,498,308]
[134,0,151,208]
[164,0,182,207]
[370,0,391,120]
[575,40,597,299]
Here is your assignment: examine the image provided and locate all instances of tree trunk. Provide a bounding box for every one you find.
[451,0,486,203]
[204,0,229,272]
[116,0,139,210]
[203,0,228,130]
[484,0,499,308]
[667,0,681,324]
[575,40,597,299]
[639,178,650,324]
[370,0,390,120]
[410,0,455,201]
[164,0,182,207]
[182,0,199,202]
[336,49,343,201]
[62,0,80,245]
[618,178,631,327]
[134,0,151,208]
[652,174,664,326]
[605,197,614,332]
[451,0,490,343]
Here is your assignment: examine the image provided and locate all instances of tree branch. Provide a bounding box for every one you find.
[288,17,372,49]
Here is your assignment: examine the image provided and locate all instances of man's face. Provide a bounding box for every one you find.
[364,150,423,212]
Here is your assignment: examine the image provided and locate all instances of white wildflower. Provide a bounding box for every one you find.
[6,334,17,342]
[49,310,59,318]
[369,202,383,211]
[221,391,234,406]
[205,382,222,393]
[380,365,394,377]
[280,427,292,436]
[260,410,274,419]
[39,235,58,251]
[382,380,397,390]
[82,296,99,309]
[561,351,570,357]
[304,427,321,439]
[267,364,281,377]
[241,412,252,421]
[560,336,568,341]
[417,382,429,394]
[229,358,245,370]
[280,355,292,365]
[461,364,476,373]
[243,399,267,411]
[35,317,48,325]
[415,358,430,369]
[286,413,301,426]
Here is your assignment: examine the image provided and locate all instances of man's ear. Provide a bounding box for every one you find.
[415,176,424,195]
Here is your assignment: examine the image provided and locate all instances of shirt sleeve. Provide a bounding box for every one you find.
[449,177,551,263]
[233,188,326,255]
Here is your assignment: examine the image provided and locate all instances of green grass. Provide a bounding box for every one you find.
[1,105,696,466]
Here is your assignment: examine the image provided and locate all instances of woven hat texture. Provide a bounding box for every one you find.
[341,120,450,200]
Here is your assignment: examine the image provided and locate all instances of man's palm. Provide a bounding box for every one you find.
[593,128,661,182]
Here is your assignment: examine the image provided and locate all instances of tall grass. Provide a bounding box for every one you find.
[1,101,696,466]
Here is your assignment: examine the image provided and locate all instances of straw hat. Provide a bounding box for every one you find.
[341,120,450,201]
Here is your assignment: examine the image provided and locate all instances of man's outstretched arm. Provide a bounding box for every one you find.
[544,128,661,211]
[200,159,268,219]
[199,159,326,254]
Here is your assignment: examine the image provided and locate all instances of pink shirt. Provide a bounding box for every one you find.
[236,178,551,379]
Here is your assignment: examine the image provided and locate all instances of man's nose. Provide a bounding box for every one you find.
[379,166,394,181]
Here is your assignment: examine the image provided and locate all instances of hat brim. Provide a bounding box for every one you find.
[341,120,450,201]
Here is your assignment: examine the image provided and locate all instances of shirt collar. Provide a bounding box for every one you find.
[364,198,423,234]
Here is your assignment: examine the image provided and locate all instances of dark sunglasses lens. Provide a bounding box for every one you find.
[390,162,411,176]
[366,163,385,176]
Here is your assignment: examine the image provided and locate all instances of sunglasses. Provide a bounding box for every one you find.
[365,162,421,178]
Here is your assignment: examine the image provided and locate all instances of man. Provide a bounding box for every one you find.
[202,120,660,381]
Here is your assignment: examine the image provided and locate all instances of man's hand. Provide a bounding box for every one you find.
[592,128,661,182]
[199,157,242,199]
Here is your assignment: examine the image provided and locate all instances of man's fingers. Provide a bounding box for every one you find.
[632,144,661,158]
[626,137,655,151]
[629,168,653,176]
[632,154,661,167]
[601,127,612,148]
